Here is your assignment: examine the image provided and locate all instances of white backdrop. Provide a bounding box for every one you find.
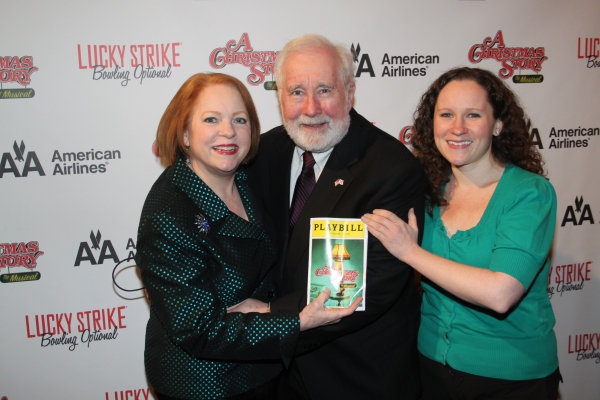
[1,1,599,399]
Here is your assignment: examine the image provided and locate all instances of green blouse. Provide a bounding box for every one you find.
[418,164,558,380]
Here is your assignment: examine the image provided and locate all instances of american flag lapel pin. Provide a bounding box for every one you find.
[334,179,344,186]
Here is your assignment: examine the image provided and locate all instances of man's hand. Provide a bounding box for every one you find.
[300,288,362,331]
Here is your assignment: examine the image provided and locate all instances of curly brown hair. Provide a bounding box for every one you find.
[411,67,545,213]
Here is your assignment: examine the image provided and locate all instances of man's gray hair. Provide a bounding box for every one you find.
[274,34,355,93]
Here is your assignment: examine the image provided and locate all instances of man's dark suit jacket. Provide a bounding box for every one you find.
[246,109,425,399]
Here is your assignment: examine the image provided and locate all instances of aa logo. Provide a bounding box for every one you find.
[0,141,45,178]
[561,197,595,226]
[74,230,136,266]
[351,43,375,77]
[530,128,543,149]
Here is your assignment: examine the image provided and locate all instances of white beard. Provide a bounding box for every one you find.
[283,113,351,153]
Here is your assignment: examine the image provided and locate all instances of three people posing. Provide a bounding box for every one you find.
[136,33,558,400]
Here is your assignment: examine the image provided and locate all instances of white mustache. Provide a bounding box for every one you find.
[294,115,333,127]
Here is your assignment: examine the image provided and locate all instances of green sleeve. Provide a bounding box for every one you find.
[490,176,557,289]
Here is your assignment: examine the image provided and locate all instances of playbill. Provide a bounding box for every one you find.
[307,218,367,310]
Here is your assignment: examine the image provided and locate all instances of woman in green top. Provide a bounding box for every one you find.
[362,67,560,400]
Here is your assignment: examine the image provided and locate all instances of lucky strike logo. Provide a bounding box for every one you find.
[208,32,278,89]
[0,241,44,283]
[105,388,151,400]
[0,55,38,99]
[567,332,600,364]
[74,230,136,267]
[351,43,440,78]
[468,30,547,82]
[547,261,592,299]
[560,196,597,227]
[25,306,127,351]
[0,140,123,178]
[77,42,181,86]
[578,37,600,69]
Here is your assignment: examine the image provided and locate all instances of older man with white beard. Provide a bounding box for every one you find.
[246,34,425,399]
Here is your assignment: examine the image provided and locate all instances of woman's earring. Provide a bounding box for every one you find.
[494,121,503,136]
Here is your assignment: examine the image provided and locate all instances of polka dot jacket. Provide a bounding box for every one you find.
[135,157,300,399]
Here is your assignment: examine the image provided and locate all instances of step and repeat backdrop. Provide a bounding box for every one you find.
[1,1,599,399]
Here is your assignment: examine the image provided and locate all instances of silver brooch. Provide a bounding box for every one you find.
[194,213,210,234]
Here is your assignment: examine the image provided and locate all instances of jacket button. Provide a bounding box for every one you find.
[267,290,274,299]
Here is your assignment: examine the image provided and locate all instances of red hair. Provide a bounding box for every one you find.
[156,73,260,167]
